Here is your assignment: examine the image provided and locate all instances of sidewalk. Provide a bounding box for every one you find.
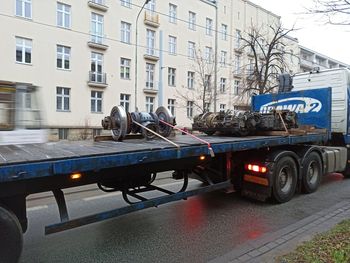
[210,200,350,263]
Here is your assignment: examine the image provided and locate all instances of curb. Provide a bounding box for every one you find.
[210,200,350,263]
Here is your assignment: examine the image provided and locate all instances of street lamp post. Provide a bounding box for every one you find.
[134,0,151,111]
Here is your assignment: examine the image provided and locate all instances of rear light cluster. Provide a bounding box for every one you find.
[245,164,267,173]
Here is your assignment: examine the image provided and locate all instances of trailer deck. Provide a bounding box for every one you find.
[0,132,328,183]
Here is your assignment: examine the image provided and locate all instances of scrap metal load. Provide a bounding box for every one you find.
[102,106,174,141]
[192,110,298,136]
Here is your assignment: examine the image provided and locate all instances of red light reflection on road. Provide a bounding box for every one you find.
[180,198,205,232]
[247,229,263,239]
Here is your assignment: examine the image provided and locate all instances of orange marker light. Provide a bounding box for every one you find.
[199,155,206,161]
[70,173,82,180]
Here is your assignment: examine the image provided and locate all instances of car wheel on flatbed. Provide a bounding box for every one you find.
[0,206,23,263]
[272,156,298,203]
[301,152,322,193]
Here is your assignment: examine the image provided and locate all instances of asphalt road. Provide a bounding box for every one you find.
[21,174,350,263]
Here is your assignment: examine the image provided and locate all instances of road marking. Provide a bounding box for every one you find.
[83,180,195,202]
[27,205,48,212]
[83,192,121,201]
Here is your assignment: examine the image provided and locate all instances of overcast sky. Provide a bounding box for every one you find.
[250,0,350,64]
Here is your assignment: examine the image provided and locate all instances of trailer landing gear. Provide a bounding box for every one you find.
[0,206,23,263]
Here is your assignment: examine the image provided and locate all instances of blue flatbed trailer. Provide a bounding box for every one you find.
[1,83,350,262]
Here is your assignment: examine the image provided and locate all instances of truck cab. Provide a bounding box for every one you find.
[0,81,47,145]
[293,67,350,144]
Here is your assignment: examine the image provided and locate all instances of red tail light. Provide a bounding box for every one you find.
[245,164,267,173]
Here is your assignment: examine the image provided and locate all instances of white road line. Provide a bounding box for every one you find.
[83,192,121,201]
[27,205,48,212]
[82,180,195,202]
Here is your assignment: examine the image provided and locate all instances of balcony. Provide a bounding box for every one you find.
[144,49,159,61]
[87,71,108,88]
[233,69,242,78]
[144,11,160,28]
[87,0,108,12]
[234,45,243,53]
[88,34,109,50]
[143,82,158,94]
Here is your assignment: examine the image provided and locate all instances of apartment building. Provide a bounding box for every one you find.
[0,0,300,140]
[299,45,349,72]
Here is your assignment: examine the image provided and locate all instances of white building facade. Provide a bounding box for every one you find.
[0,0,321,140]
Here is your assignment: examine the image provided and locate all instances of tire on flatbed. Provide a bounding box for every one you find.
[272,156,298,203]
[301,152,322,193]
[0,206,23,263]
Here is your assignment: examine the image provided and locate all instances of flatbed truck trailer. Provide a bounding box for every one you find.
[1,68,350,262]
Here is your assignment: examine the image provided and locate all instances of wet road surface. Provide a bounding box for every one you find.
[21,174,350,263]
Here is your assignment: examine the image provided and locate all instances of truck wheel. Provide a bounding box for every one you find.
[301,152,322,194]
[272,156,298,203]
[0,206,23,263]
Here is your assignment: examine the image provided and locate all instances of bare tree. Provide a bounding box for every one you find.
[239,24,297,95]
[309,0,350,25]
[177,47,218,114]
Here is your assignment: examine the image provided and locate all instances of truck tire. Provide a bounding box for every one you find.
[0,206,23,263]
[272,156,298,203]
[301,152,322,194]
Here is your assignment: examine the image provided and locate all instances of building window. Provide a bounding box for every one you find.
[93,129,102,137]
[220,78,226,93]
[92,0,104,5]
[120,58,131,79]
[205,46,212,62]
[120,93,130,112]
[248,58,254,75]
[187,71,194,89]
[168,35,177,55]
[168,99,175,116]
[57,2,71,29]
[91,91,103,113]
[121,21,131,44]
[220,104,226,111]
[146,0,155,12]
[56,45,70,70]
[146,96,154,112]
[24,93,31,109]
[90,52,104,82]
[121,0,131,8]
[16,37,32,64]
[16,0,31,19]
[233,80,240,95]
[234,55,241,74]
[168,67,176,86]
[146,29,156,56]
[169,4,177,23]
[56,87,70,111]
[187,101,193,118]
[235,30,241,49]
[221,24,228,40]
[204,103,210,112]
[220,51,227,66]
[188,41,195,59]
[205,75,211,90]
[188,11,196,30]
[146,63,155,89]
[91,13,104,44]
[206,18,213,36]
[58,128,69,140]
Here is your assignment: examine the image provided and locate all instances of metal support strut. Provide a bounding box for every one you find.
[122,173,189,205]
[52,189,69,222]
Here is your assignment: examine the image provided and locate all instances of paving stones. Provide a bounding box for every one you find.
[210,200,350,263]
